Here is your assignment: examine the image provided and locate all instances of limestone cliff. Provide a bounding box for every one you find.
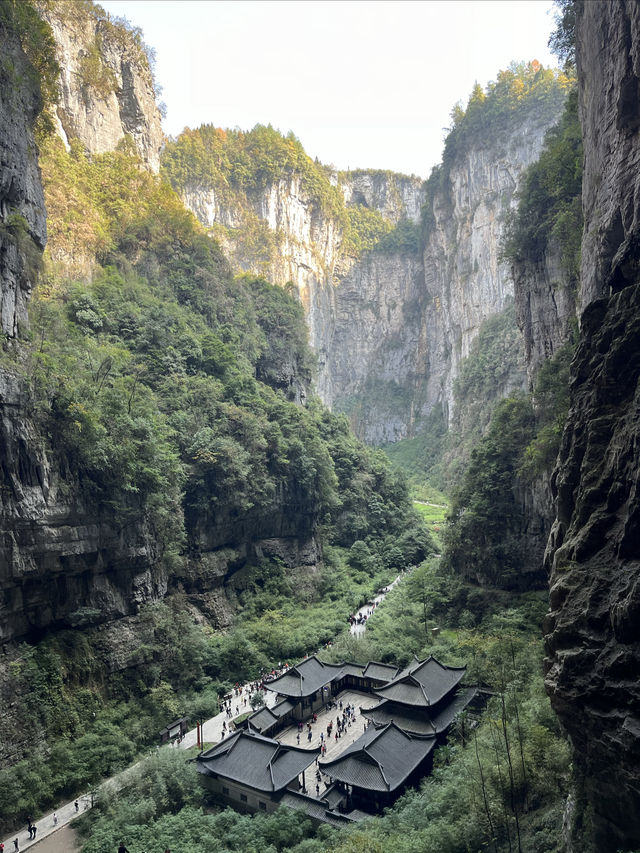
[544,2,640,850]
[39,0,163,172]
[177,167,424,366]
[0,11,46,337]
[513,242,577,383]
[323,104,566,442]
[170,83,567,443]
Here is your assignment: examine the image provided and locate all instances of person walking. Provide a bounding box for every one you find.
[31,827,37,840]
[13,840,18,852]
[118,843,130,853]
[53,812,58,825]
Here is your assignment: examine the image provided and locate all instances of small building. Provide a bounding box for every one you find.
[196,729,320,814]
[265,656,344,718]
[245,698,296,736]
[159,716,189,743]
[318,722,437,813]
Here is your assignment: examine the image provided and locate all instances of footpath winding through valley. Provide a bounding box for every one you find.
[1,574,405,853]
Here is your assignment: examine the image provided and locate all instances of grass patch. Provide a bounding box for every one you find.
[413,500,448,551]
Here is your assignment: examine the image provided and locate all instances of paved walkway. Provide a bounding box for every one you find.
[275,689,379,796]
[1,795,91,853]
[178,683,279,750]
[2,571,410,850]
[350,572,404,636]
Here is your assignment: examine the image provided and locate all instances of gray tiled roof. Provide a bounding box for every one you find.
[247,706,278,733]
[430,686,478,732]
[279,792,359,826]
[247,698,295,733]
[318,722,436,792]
[272,698,295,717]
[375,656,465,707]
[362,662,400,682]
[361,701,436,735]
[265,657,400,700]
[266,656,343,698]
[338,662,367,677]
[197,730,319,792]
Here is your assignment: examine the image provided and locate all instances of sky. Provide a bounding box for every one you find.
[99,0,559,179]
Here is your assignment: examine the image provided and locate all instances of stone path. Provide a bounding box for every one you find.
[350,572,404,636]
[178,683,279,750]
[2,571,408,851]
[275,689,379,795]
[1,796,90,853]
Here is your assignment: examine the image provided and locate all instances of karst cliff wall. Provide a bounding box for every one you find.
[0,9,320,649]
[179,107,564,443]
[39,0,163,172]
[543,2,640,850]
[0,15,46,338]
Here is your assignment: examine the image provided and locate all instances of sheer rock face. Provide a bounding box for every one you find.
[512,243,577,384]
[419,119,554,425]
[181,115,562,443]
[0,18,46,337]
[41,2,163,172]
[544,3,640,850]
[0,372,169,643]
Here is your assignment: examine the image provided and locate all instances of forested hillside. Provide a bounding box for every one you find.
[0,0,431,830]
[2,1,639,852]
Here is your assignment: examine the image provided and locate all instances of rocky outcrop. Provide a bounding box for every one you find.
[325,111,562,442]
[0,14,46,338]
[323,248,426,443]
[544,3,640,850]
[182,170,423,365]
[420,114,561,422]
[340,170,424,221]
[40,0,163,172]
[0,371,169,642]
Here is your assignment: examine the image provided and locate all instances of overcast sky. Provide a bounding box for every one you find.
[99,0,559,178]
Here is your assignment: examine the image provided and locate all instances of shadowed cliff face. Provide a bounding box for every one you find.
[0,14,46,337]
[544,3,640,850]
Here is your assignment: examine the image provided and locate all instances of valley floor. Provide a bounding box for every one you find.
[1,573,409,852]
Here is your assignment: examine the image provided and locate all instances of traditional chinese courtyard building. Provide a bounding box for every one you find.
[196,654,480,824]
[196,729,319,814]
[318,722,437,813]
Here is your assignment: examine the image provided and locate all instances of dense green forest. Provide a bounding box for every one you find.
[0,18,431,831]
[0,3,582,852]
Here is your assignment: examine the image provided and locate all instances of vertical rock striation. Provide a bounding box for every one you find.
[0,13,46,337]
[177,107,564,443]
[512,243,577,384]
[39,0,163,172]
[544,3,640,850]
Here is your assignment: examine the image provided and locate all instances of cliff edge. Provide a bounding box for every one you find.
[544,3,640,850]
